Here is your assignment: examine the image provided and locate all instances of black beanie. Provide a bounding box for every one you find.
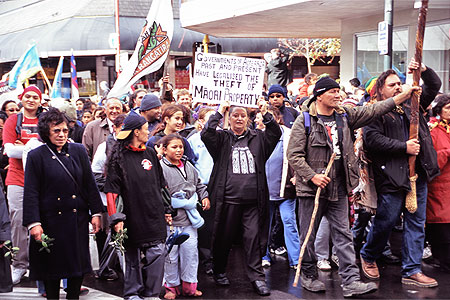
[312,77,340,100]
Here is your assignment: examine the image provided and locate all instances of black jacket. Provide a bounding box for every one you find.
[23,143,104,280]
[363,68,442,194]
[201,111,281,254]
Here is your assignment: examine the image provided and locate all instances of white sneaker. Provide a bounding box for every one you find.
[12,267,27,285]
[262,259,271,267]
[422,246,432,259]
[273,246,287,256]
[317,259,332,271]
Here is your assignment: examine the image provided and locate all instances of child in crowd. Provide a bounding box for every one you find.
[159,134,210,300]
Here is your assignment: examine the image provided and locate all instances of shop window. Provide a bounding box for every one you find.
[423,22,450,93]
[355,28,408,85]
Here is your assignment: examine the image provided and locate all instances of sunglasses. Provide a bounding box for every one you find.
[7,108,20,112]
[269,93,284,99]
[51,128,69,134]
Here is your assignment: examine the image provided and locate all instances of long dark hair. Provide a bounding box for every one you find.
[375,69,397,101]
[151,104,184,136]
[105,122,145,183]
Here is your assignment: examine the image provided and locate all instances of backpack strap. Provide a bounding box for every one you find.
[15,112,23,139]
[302,111,311,136]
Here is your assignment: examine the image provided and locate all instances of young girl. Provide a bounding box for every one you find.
[159,133,210,300]
[147,104,195,162]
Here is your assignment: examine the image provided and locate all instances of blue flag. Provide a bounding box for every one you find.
[50,56,64,99]
[8,44,43,89]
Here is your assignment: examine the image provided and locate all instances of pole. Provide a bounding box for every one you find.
[405,0,428,213]
[114,0,121,76]
[39,67,52,94]
[293,153,336,287]
[384,0,393,70]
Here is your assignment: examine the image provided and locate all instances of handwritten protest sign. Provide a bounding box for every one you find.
[191,52,265,108]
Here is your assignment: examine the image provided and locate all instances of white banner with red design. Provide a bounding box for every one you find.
[108,0,173,98]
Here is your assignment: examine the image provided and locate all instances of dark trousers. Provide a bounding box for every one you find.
[298,186,360,285]
[426,223,450,272]
[352,208,393,256]
[198,207,214,270]
[123,242,165,299]
[44,276,83,300]
[213,203,265,282]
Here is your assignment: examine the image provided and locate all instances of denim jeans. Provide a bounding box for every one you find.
[165,225,199,286]
[352,208,393,257]
[263,199,300,266]
[360,175,427,277]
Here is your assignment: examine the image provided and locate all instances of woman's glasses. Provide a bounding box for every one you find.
[7,108,20,112]
[51,128,69,134]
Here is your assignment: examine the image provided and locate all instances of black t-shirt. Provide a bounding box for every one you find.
[224,131,258,203]
[317,114,346,185]
[104,147,167,245]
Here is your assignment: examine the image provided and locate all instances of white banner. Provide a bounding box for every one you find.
[191,52,265,108]
[108,0,173,98]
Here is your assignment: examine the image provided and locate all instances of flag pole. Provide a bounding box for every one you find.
[40,67,52,93]
[115,0,121,76]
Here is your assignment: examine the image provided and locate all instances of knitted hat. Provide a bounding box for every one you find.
[19,85,42,100]
[116,114,147,140]
[140,93,162,111]
[364,76,378,98]
[268,84,287,98]
[311,77,340,101]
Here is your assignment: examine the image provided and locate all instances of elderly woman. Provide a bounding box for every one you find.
[22,108,103,300]
[427,93,450,273]
[201,100,281,296]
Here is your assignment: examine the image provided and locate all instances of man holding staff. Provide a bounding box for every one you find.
[360,61,441,287]
[287,76,419,297]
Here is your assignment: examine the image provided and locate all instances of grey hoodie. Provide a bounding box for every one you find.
[160,157,208,226]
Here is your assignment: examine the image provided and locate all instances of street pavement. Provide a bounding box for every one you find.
[10,231,450,299]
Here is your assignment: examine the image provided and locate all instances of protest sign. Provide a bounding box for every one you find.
[191,52,265,108]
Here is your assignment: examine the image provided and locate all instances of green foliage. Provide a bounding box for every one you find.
[38,234,55,253]
[109,228,128,256]
[3,240,19,261]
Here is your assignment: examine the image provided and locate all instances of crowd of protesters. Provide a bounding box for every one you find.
[0,53,449,300]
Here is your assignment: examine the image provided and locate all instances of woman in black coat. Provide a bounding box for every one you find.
[23,108,103,300]
[201,100,281,296]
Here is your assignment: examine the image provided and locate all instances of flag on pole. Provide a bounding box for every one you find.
[50,56,64,98]
[108,0,173,98]
[70,49,79,100]
[8,44,43,89]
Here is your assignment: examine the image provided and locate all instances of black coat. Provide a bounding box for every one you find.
[363,68,442,194]
[23,143,103,280]
[0,185,12,292]
[201,111,281,254]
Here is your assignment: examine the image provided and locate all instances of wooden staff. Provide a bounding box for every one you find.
[293,152,336,287]
[405,0,428,213]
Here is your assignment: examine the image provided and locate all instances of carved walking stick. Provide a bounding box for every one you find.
[293,152,336,287]
[406,0,428,213]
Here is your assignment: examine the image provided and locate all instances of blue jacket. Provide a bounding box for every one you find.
[188,131,213,185]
